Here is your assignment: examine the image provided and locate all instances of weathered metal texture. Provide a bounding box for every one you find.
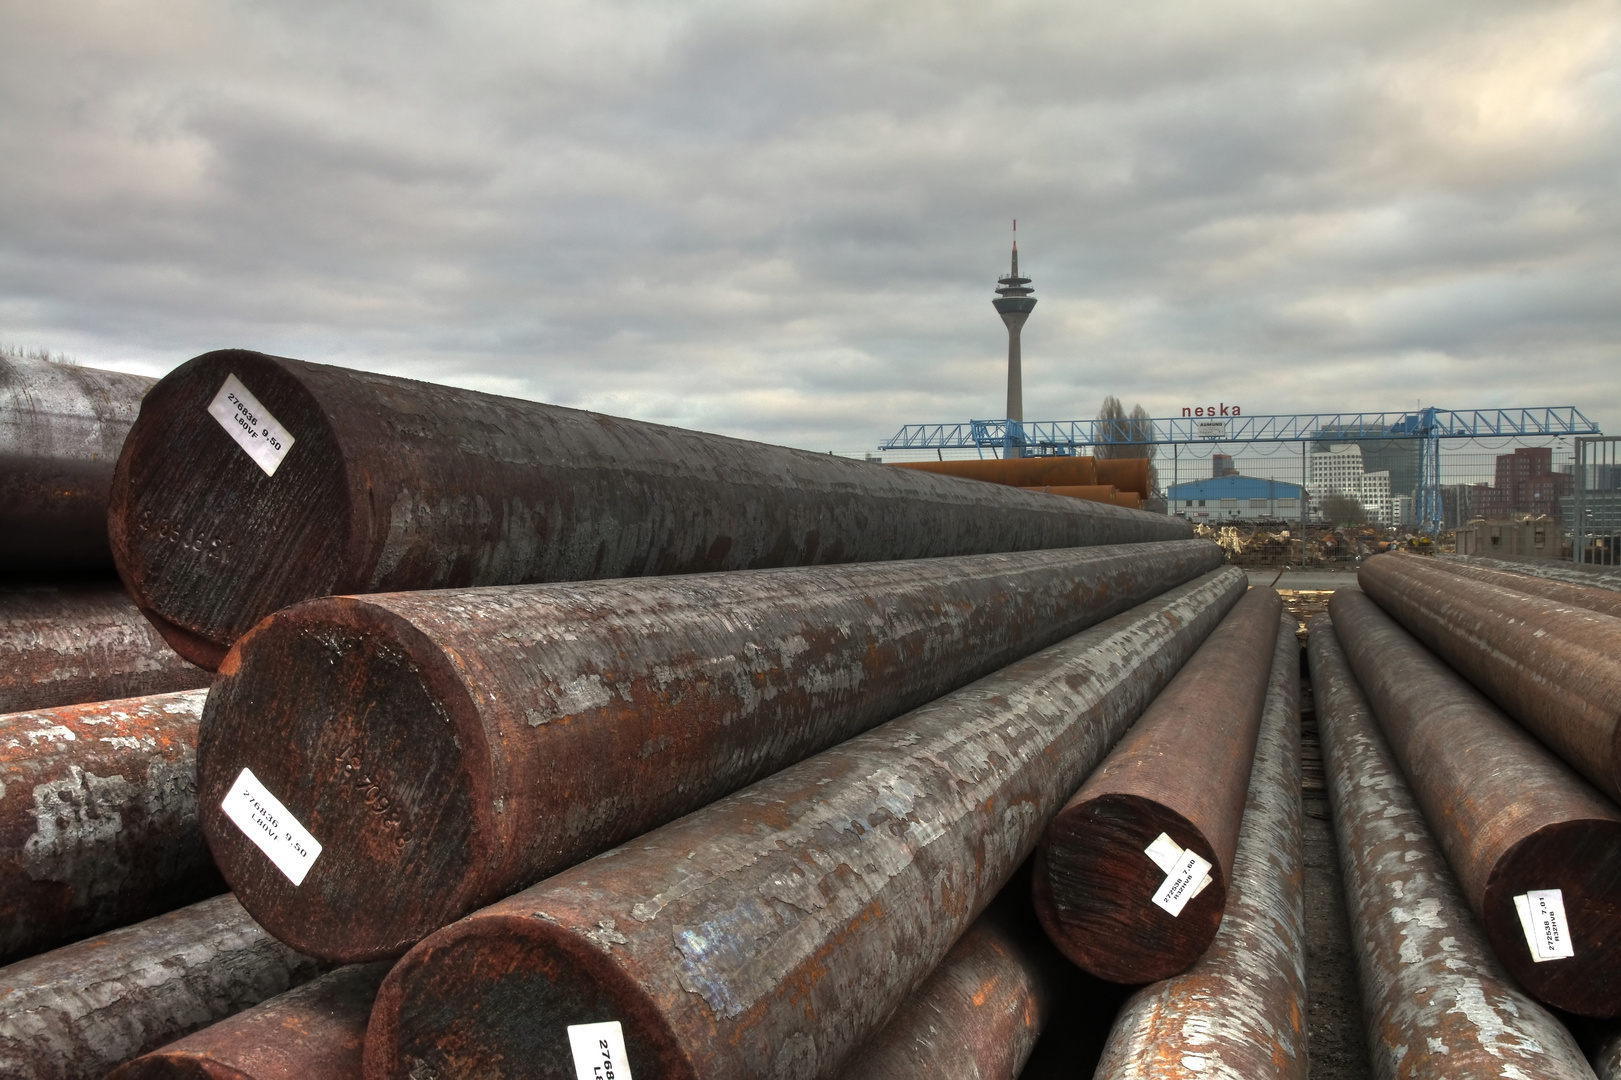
[0,894,329,1080]
[1021,485,1142,509]
[0,582,210,714]
[1096,458,1151,499]
[0,687,223,966]
[199,540,1223,963]
[1591,1021,1621,1080]
[1426,553,1621,619]
[108,351,1188,670]
[1306,615,1596,1080]
[361,567,1248,1080]
[892,455,1099,487]
[0,354,155,574]
[835,880,1068,1080]
[1032,587,1283,983]
[1330,587,1621,1017]
[108,961,390,1080]
[1093,611,1306,1080]
[1358,551,1621,804]
[1440,552,1621,595]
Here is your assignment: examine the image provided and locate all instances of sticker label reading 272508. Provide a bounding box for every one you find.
[208,374,296,477]
[220,767,323,886]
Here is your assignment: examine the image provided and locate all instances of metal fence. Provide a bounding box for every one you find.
[1573,436,1621,565]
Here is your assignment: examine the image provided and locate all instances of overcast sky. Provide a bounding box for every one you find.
[2,0,1617,451]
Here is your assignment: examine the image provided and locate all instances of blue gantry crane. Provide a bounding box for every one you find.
[879,407,1603,533]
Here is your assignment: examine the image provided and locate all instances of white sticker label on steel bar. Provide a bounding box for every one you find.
[208,374,296,476]
[1514,890,1575,962]
[1152,847,1213,917]
[568,1020,633,1080]
[220,767,322,886]
[1145,832,1214,906]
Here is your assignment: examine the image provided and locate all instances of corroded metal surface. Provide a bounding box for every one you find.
[109,962,390,1080]
[835,880,1068,1080]
[108,350,1189,669]
[1440,553,1621,594]
[1330,587,1621,1017]
[0,355,155,574]
[362,568,1248,1080]
[1096,458,1151,499]
[893,456,1100,486]
[1033,587,1283,983]
[1094,611,1306,1080]
[1359,551,1621,804]
[1307,616,1595,1080]
[1426,553,1621,619]
[199,540,1223,962]
[1022,485,1143,509]
[0,894,328,1080]
[0,688,222,966]
[0,583,210,714]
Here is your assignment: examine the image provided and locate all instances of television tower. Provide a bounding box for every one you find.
[993,220,1036,424]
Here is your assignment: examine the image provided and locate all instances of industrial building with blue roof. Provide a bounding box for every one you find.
[1167,475,1305,521]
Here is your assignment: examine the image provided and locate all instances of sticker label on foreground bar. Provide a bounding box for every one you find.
[1514,889,1575,962]
[1145,832,1214,905]
[219,767,322,886]
[568,1020,633,1080]
[1152,847,1213,917]
[208,374,296,476]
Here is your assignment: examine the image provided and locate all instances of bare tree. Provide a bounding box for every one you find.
[1095,397,1159,495]
[1319,494,1367,526]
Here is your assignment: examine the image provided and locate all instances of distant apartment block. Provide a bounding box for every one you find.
[1470,447,1573,521]
[1307,444,1396,525]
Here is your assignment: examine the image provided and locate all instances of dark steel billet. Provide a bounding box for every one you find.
[361,567,1248,1080]
[1426,553,1621,619]
[0,354,155,574]
[0,894,328,1080]
[1093,612,1306,1079]
[108,350,1190,670]
[1440,552,1621,594]
[0,582,210,714]
[199,540,1223,962]
[1,687,224,966]
[1359,551,1621,804]
[1032,587,1283,983]
[1588,1021,1621,1080]
[108,962,390,1080]
[1307,616,1594,1080]
[1330,587,1621,1017]
[835,882,1068,1080]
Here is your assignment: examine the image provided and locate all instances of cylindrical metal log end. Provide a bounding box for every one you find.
[108,962,390,1080]
[1033,587,1283,983]
[199,597,493,962]
[365,914,693,1080]
[0,687,223,965]
[1094,611,1307,1080]
[110,351,356,658]
[1306,615,1596,1080]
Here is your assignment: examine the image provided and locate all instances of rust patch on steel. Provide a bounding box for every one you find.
[1427,553,1621,619]
[1307,617,1594,1080]
[0,688,222,965]
[1094,611,1307,1080]
[362,568,1248,1080]
[1359,551,1621,804]
[1034,587,1284,983]
[199,541,1224,962]
[1331,587,1621,1017]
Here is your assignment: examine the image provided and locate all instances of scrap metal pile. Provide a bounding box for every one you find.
[0,346,1615,1079]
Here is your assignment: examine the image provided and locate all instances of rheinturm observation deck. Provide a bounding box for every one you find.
[993,223,1036,425]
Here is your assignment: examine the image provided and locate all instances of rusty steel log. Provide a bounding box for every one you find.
[1359,551,1621,804]
[0,687,223,966]
[0,894,328,1080]
[199,540,1223,963]
[1096,458,1151,499]
[1094,611,1306,1080]
[1441,552,1621,594]
[1329,587,1621,1017]
[108,351,1187,670]
[892,455,1100,487]
[361,567,1248,1080]
[1,354,155,574]
[1021,485,1141,509]
[1032,587,1283,983]
[0,582,210,714]
[1426,553,1621,619]
[1307,616,1594,1080]
[835,876,1070,1080]
[108,962,390,1080]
